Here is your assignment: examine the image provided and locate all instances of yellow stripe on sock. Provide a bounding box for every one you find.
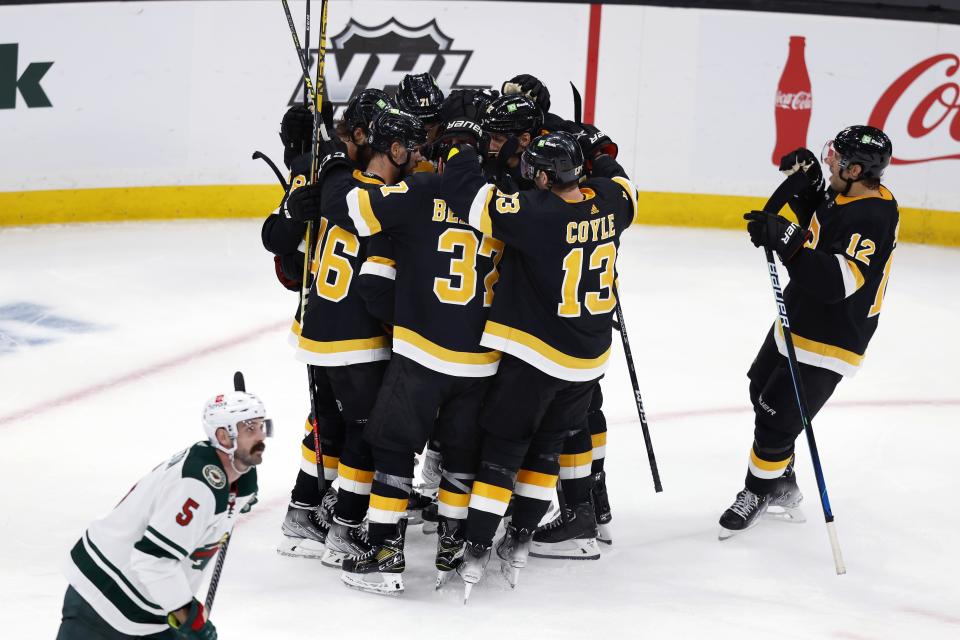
[516,469,558,488]
[369,495,408,513]
[559,452,593,468]
[749,450,791,472]
[591,432,607,448]
[338,463,374,483]
[438,488,471,508]
[471,481,512,504]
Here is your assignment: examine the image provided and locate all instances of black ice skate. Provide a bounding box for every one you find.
[340,524,406,596]
[529,502,601,560]
[321,518,371,568]
[458,541,491,604]
[421,500,439,535]
[277,488,336,559]
[495,524,533,588]
[718,489,769,540]
[591,471,613,545]
[434,517,465,589]
[764,460,806,524]
[406,490,433,526]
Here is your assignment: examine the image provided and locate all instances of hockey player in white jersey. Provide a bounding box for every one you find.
[57,390,270,639]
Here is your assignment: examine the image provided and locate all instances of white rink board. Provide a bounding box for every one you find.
[1,1,959,212]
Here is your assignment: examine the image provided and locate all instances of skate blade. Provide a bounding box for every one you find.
[406,512,424,526]
[463,582,474,604]
[340,571,404,596]
[718,513,766,540]
[435,569,452,590]
[320,549,346,568]
[597,523,613,545]
[422,521,438,535]
[764,506,806,524]
[276,535,326,559]
[500,560,521,589]
[529,537,600,560]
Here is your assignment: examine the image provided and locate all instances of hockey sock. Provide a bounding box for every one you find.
[334,423,375,524]
[589,405,607,475]
[466,461,516,546]
[367,448,414,545]
[437,447,476,523]
[559,427,593,505]
[744,441,793,495]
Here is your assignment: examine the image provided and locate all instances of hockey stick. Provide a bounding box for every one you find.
[252,151,289,190]
[570,82,583,125]
[303,0,311,106]
[759,171,846,575]
[613,284,662,492]
[204,371,246,612]
[280,0,315,102]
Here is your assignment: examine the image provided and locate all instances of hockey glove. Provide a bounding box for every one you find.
[280,106,315,169]
[743,210,810,262]
[284,183,323,223]
[574,124,618,170]
[778,147,823,192]
[168,600,217,640]
[503,74,551,113]
[273,255,301,291]
[491,136,520,193]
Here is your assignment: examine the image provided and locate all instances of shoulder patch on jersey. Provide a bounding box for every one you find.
[202,464,227,490]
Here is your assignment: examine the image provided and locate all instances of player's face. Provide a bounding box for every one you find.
[234,418,268,467]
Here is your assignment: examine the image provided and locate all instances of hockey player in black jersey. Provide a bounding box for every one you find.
[440,130,641,599]
[719,125,899,539]
[286,107,425,568]
[480,94,543,185]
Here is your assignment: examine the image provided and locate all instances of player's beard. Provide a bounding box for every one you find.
[236,442,265,468]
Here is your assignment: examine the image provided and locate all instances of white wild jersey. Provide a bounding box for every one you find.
[62,441,257,636]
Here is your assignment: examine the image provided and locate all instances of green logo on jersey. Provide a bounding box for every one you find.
[202,464,226,490]
[507,103,517,113]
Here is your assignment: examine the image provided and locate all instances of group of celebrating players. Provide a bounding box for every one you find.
[55,64,900,638]
[264,72,629,599]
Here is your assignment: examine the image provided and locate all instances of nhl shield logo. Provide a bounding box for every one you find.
[202,464,227,490]
[288,18,486,112]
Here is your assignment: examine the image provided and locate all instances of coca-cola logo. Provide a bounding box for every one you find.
[869,53,960,164]
[776,91,811,110]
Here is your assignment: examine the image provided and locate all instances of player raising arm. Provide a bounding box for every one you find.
[720,125,899,538]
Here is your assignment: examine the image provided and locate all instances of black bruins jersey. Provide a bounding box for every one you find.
[319,167,502,377]
[778,185,899,376]
[291,170,391,366]
[441,146,640,382]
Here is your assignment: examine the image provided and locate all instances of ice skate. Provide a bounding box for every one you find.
[764,460,806,524]
[434,517,465,589]
[340,533,405,596]
[458,541,491,603]
[421,500,439,535]
[495,524,533,588]
[529,503,600,560]
[277,502,327,559]
[591,471,613,545]
[405,490,433,526]
[322,518,371,568]
[718,488,769,540]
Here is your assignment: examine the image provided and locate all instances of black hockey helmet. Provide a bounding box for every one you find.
[825,125,893,180]
[482,94,543,137]
[367,109,427,155]
[395,73,445,123]
[520,131,584,186]
[343,88,395,133]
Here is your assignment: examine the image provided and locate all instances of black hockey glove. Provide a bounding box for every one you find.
[574,124,618,172]
[503,73,551,113]
[743,210,810,262]
[280,105,315,169]
[778,147,823,192]
[168,600,217,640]
[285,183,323,223]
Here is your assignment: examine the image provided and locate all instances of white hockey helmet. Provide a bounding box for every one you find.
[201,391,267,455]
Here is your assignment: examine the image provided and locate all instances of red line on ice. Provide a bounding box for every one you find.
[0,320,288,427]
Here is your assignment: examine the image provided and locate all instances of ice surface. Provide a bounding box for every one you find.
[1,221,957,638]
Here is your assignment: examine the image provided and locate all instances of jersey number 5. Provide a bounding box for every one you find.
[558,242,617,317]
[434,229,505,307]
[176,498,199,526]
